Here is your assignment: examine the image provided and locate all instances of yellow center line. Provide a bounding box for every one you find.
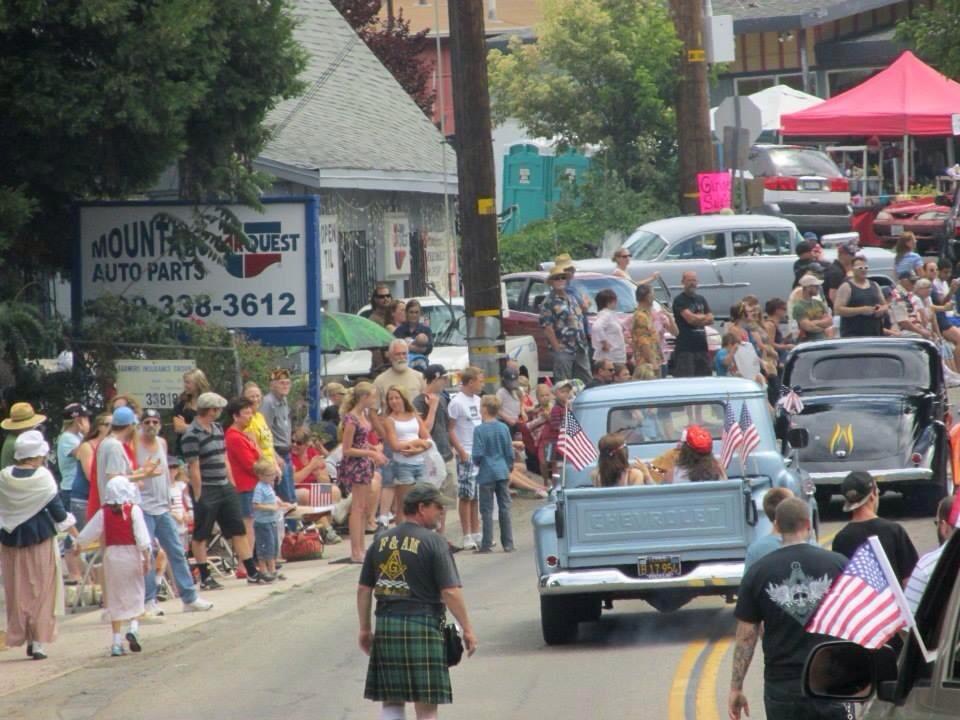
[696,638,733,720]
[668,640,707,720]
[819,529,838,549]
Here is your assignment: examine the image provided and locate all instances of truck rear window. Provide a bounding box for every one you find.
[608,402,726,445]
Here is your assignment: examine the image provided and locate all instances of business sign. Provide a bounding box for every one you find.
[425,230,451,298]
[319,214,341,301]
[382,213,411,279]
[77,199,318,333]
[698,172,733,214]
[115,359,196,410]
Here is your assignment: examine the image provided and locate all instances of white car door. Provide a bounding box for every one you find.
[719,227,796,306]
[655,231,732,315]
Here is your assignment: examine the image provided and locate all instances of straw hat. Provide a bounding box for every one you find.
[553,253,576,273]
[1,402,47,431]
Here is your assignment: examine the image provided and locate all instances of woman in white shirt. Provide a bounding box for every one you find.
[592,289,627,364]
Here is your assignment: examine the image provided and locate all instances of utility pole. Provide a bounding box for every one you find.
[447,0,504,388]
[671,0,714,214]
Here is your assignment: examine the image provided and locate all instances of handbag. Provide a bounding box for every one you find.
[443,620,464,667]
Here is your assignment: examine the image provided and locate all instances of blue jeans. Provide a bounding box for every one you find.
[277,456,297,503]
[143,511,198,605]
[479,480,514,551]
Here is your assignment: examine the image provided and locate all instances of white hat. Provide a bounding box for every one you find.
[104,476,138,505]
[799,274,823,287]
[197,392,228,410]
[14,430,49,461]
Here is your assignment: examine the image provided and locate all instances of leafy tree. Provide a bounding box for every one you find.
[499,171,676,273]
[896,1,960,79]
[0,0,305,280]
[331,0,435,116]
[488,0,682,191]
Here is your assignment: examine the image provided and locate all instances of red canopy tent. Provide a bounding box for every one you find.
[780,51,960,137]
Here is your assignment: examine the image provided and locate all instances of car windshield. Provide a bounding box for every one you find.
[766,148,843,178]
[622,230,667,261]
[570,277,637,313]
[421,305,466,345]
[608,402,726,445]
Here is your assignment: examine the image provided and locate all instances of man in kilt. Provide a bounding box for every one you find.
[358,483,478,719]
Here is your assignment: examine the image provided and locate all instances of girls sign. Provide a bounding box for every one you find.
[697,172,732,214]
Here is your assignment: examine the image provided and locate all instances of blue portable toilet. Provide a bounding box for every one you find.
[501,142,550,235]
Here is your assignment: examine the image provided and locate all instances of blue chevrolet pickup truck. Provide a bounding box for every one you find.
[533,377,816,645]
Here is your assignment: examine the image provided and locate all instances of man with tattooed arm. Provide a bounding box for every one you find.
[728,498,849,720]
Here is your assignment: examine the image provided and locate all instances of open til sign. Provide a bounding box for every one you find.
[637,555,682,578]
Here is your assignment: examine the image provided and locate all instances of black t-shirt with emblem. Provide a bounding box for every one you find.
[735,543,848,685]
[360,522,461,617]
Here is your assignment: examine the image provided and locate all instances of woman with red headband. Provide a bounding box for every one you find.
[668,425,726,483]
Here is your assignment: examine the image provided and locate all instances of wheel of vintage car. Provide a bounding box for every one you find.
[540,596,579,645]
[576,595,603,623]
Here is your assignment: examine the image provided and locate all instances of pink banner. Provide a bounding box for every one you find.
[698,172,732,214]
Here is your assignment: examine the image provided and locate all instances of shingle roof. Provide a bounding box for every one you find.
[712,0,898,32]
[257,0,455,193]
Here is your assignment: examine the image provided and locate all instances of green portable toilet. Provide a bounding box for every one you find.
[501,142,550,235]
[551,149,591,205]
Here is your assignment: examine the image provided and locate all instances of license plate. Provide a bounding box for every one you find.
[637,555,681,578]
[802,180,822,191]
[891,224,904,235]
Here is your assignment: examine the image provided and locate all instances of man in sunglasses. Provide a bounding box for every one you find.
[833,254,886,337]
[137,408,213,613]
[368,284,393,369]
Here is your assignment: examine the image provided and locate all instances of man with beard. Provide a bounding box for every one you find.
[137,408,212,614]
[374,339,426,403]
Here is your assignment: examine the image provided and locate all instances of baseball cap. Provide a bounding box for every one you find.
[795,240,813,256]
[167,455,183,468]
[403,483,456,511]
[839,241,860,256]
[423,364,447,383]
[142,408,161,421]
[898,270,919,282]
[196,392,228,410]
[63,403,91,420]
[14,430,49,461]
[111,406,137,427]
[501,367,519,388]
[680,425,713,455]
[799,274,823,287]
[802,232,819,242]
[841,471,876,512]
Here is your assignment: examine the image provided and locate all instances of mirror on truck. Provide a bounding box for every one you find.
[803,642,875,701]
[787,427,809,449]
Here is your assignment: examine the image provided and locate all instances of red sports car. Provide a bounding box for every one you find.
[873,192,960,255]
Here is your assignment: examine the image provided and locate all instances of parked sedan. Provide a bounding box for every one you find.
[873,191,960,256]
[502,271,719,375]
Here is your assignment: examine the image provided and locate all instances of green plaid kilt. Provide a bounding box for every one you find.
[364,614,452,704]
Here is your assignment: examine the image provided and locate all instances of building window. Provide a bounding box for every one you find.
[735,73,817,97]
[826,67,883,98]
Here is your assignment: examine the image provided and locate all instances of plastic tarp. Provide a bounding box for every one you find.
[710,84,823,133]
[781,51,960,137]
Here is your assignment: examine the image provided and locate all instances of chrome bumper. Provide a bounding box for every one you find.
[538,562,744,595]
[807,468,933,485]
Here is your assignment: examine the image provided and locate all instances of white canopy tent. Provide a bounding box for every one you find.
[711,84,824,137]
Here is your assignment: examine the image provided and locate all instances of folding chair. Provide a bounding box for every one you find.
[205,523,237,576]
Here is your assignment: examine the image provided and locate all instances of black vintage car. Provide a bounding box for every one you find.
[780,337,950,514]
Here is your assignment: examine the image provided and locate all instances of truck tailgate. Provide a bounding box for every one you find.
[562,480,754,568]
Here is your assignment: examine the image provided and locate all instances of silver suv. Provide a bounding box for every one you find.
[746,144,852,237]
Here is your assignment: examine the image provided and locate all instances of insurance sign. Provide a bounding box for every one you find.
[76,199,318,333]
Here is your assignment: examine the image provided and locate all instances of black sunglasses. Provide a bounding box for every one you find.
[374,293,392,299]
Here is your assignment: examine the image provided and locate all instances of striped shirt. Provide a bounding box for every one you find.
[181,420,229,486]
[904,544,945,614]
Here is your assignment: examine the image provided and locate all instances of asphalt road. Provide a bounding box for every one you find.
[0,494,938,720]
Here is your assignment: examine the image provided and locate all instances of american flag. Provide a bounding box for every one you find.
[307,483,334,508]
[778,385,805,415]
[719,402,743,470]
[739,403,760,466]
[806,537,907,649]
[557,407,598,471]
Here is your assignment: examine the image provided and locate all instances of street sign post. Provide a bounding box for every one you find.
[713,97,762,211]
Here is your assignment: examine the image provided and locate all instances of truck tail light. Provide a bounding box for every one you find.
[546,555,559,568]
[829,178,849,192]
[911,452,922,465]
[764,176,798,191]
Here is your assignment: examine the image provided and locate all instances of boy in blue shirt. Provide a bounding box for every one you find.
[252,458,294,580]
[471,396,516,553]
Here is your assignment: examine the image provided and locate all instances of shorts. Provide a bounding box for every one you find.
[457,459,478,500]
[192,483,247,541]
[673,350,711,378]
[393,461,424,486]
[238,490,254,519]
[254,522,278,561]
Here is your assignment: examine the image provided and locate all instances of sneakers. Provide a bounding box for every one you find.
[200,576,224,591]
[142,600,165,623]
[126,631,142,653]
[247,572,274,584]
[183,597,214,612]
[461,535,478,551]
[323,526,342,544]
[332,497,351,525]
[110,644,126,657]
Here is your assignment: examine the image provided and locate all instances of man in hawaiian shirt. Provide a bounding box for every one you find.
[539,267,591,382]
